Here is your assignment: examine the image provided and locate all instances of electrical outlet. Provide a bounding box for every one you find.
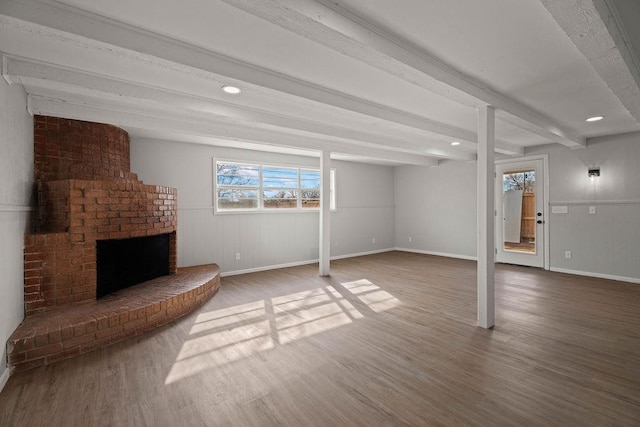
[372,237,376,244]
[235,252,240,261]
[564,251,571,259]
[589,206,596,215]
[408,236,412,242]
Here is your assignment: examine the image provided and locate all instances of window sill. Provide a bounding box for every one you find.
[213,208,338,215]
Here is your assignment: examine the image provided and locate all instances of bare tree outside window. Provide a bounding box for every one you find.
[216,163,259,186]
[503,171,535,193]
[215,162,327,211]
[216,163,260,209]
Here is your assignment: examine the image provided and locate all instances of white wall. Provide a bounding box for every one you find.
[331,160,395,257]
[0,80,33,388]
[394,133,640,283]
[394,160,477,259]
[527,133,640,282]
[130,138,395,274]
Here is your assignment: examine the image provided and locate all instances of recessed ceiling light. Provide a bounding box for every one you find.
[586,116,603,122]
[450,141,461,146]
[221,85,241,95]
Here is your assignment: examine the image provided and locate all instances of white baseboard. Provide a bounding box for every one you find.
[218,249,639,285]
[220,259,318,277]
[219,248,395,277]
[0,366,9,393]
[394,247,477,261]
[550,267,640,285]
[331,248,394,260]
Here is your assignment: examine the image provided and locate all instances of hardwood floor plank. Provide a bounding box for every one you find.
[1,251,639,426]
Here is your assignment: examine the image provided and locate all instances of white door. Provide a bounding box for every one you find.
[496,159,545,267]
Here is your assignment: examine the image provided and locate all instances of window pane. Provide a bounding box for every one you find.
[300,170,320,189]
[502,170,535,193]
[262,167,298,189]
[217,189,258,209]
[217,163,259,187]
[263,189,298,208]
[301,189,320,209]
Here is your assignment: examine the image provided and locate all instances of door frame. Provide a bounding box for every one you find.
[495,154,550,270]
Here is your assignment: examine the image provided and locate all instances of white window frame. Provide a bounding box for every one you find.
[213,159,336,214]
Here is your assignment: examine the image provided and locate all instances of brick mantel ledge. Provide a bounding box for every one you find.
[7,264,220,373]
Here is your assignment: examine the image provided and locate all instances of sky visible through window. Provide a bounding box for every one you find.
[263,167,299,188]
[216,162,321,210]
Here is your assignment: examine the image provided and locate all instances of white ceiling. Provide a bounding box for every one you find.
[1,0,639,165]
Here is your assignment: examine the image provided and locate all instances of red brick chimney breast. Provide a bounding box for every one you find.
[25,116,177,315]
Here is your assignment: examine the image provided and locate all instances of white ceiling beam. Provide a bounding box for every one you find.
[27,95,438,167]
[540,0,640,123]
[218,0,585,148]
[4,54,473,160]
[0,3,523,156]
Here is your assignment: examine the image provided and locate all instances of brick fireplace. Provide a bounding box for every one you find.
[7,116,220,372]
[25,116,177,314]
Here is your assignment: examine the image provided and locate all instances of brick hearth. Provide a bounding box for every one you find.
[8,264,220,372]
[7,115,219,372]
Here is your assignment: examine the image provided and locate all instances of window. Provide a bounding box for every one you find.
[215,160,335,212]
[300,169,320,208]
[262,166,299,208]
[216,163,260,210]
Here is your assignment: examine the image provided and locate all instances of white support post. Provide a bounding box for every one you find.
[477,106,495,329]
[319,150,331,276]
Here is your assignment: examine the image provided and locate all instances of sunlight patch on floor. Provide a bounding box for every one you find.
[277,302,353,345]
[190,300,266,334]
[166,280,399,384]
[342,279,401,313]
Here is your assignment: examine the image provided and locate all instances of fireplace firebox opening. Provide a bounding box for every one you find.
[97,233,170,299]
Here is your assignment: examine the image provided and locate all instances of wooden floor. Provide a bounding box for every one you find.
[1,251,639,426]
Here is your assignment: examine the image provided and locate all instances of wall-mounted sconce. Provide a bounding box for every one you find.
[588,167,600,180]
